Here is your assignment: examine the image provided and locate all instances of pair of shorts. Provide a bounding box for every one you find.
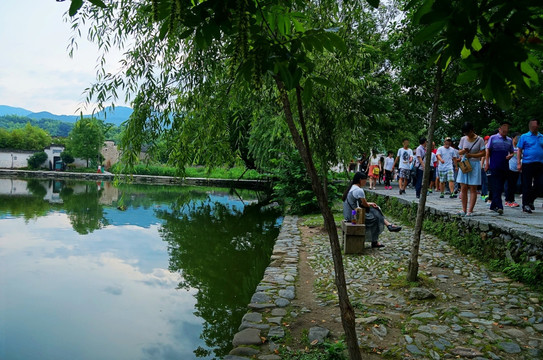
[399,168,411,179]
[439,169,455,182]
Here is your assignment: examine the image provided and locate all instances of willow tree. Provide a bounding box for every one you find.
[65,0,388,358]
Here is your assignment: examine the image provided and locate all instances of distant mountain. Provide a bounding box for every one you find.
[89,106,133,126]
[0,105,32,117]
[26,111,79,123]
[0,105,133,127]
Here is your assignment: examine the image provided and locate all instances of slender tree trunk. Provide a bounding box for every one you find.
[275,77,362,360]
[407,60,443,282]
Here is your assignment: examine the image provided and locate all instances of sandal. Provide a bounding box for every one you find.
[465,212,473,217]
[456,211,466,217]
[371,242,385,248]
[387,224,402,232]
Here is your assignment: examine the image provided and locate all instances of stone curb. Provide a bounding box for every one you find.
[0,169,271,190]
[228,215,300,359]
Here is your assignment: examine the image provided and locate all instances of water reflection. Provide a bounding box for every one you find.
[0,177,281,359]
[157,199,281,358]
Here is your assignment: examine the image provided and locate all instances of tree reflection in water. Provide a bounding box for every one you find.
[156,198,282,358]
[60,183,109,234]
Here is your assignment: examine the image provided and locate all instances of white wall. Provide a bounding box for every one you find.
[0,151,34,168]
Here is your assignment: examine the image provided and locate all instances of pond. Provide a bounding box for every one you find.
[0,177,282,360]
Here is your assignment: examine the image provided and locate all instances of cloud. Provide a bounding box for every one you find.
[0,1,127,114]
[104,285,123,296]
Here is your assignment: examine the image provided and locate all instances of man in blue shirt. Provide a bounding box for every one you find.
[485,121,514,214]
[517,119,543,213]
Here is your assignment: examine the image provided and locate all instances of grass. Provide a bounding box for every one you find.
[299,207,345,228]
[278,340,348,360]
[86,163,270,180]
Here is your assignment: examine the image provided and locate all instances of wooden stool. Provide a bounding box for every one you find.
[341,221,366,254]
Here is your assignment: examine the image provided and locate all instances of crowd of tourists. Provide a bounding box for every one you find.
[350,119,543,217]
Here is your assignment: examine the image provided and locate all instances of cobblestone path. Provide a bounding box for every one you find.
[306,220,543,359]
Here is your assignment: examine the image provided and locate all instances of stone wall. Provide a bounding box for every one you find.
[226,216,300,360]
[0,169,272,190]
[367,193,543,281]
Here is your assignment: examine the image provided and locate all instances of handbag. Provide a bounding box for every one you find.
[372,166,380,175]
[458,136,480,174]
[458,157,472,173]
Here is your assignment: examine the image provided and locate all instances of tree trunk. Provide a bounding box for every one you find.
[407,60,443,282]
[275,77,362,360]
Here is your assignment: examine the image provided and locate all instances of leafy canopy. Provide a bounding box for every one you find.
[409,0,543,108]
[66,117,105,166]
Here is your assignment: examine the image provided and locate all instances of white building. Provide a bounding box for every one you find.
[0,145,65,170]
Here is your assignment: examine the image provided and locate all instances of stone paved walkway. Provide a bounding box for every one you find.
[369,182,543,239]
[306,218,543,359]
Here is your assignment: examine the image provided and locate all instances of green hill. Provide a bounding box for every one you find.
[0,115,74,137]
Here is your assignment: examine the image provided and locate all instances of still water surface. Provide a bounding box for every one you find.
[0,178,282,360]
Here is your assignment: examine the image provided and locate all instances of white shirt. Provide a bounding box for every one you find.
[437,146,456,171]
[384,157,394,171]
[397,148,413,170]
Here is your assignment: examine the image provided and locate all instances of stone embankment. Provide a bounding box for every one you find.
[0,169,271,190]
[368,187,543,269]
[225,216,302,360]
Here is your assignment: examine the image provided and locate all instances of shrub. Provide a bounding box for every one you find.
[60,151,75,165]
[27,152,48,169]
[271,153,339,215]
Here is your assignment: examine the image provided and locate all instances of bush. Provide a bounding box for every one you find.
[27,152,48,169]
[271,153,340,215]
[60,151,75,165]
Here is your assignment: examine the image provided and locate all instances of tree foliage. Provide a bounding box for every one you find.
[27,151,48,169]
[66,117,105,167]
[409,0,543,109]
[0,123,52,150]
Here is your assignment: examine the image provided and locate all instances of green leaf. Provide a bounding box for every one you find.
[471,35,482,51]
[520,61,539,84]
[179,29,194,40]
[461,45,471,59]
[69,0,84,16]
[443,55,452,70]
[366,0,380,8]
[87,0,107,8]
[413,0,435,24]
[159,22,169,40]
[292,18,305,33]
[492,82,512,110]
[277,15,286,36]
[325,32,347,52]
[456,70,478,84]
[413,20,447,44]
[528,54,541,68]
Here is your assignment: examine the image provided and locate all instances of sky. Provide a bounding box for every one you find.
[0,1,126,115]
